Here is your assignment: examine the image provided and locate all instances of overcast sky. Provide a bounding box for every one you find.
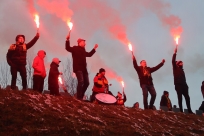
[0,0,204,111]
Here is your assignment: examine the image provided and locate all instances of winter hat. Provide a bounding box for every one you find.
[118,92,122,95]
[77,38,85,44]
[15,35,25,41]
[37,50,46,58]
[52,58,61,64]
[176,60,183,65]
[163,90,169,95]
[99,68,105,73]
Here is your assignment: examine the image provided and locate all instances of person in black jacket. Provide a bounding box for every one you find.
[160,90,172,111]
[132,54,165,109]
[48,58,62,96]
[199,101,204,112]
[65,33,98,100]
[172,47,193,113]
[201,81,204,99]
[6,33,39,90]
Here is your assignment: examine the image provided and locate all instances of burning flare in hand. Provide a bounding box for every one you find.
[58,76,63,84]
[34,14,40,28]
[174,36,180,45]
[128,43,133,51]
[121,81,124,88]
[67,21,73,30]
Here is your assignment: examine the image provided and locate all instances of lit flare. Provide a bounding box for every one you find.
[174,36,180,45]
[128,43,132,51]
[34,14,40,28]
[121,81,124,88]
[67,21,73,30]
[58,76,63,84]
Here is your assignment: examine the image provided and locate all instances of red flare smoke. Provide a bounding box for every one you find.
[171,26,183,45]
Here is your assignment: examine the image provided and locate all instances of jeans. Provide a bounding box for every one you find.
[33,75,45,93]
[175,84,192,113]
[75,71,89,100]
[10,66,27,90]
[141,84,156,109]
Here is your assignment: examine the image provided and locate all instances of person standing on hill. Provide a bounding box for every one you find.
[172,47,193,113]
[32,50,46,93]
[132,53,165,110]
[65,33,98,100]
[48,58,62,96]
[6,33,40,90]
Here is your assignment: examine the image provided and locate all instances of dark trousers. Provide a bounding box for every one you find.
[75,71,89,100]
[10,66,27,90]
[175,84,192,113]
[50,86,60,96]
[33,75,44,93]
[91,91,99,102]
[141,84,156,109]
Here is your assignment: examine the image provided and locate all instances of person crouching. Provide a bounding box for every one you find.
[48,58,62,96]
[91,68,112,102]
[116,92,126,106]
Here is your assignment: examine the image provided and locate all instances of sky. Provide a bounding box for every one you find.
[0,0,204,111]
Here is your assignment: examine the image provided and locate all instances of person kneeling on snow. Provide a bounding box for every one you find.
[116,91,126,106]
[91,68,112,102]
[48,58,62,96]
[160,90,172,111]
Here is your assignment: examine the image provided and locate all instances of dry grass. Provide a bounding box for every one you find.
[0,89,204,136]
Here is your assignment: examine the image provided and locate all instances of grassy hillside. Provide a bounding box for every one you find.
[0,89,204,136]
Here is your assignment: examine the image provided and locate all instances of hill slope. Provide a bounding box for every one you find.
[0,89,204,136]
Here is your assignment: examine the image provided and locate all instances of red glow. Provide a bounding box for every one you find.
[121,81,124,88]
[67,21,73,30]
[58,76,63,84]
[171,26,183,45]
[34,14,40,28]
[128,43,133,51]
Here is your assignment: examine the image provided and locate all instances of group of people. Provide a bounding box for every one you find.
[132,46,195,113]
[5,31,204,113]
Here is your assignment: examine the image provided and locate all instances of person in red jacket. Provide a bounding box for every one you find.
[6,33,39,90]
[91,68,111,102]
[65,33,98,100]
[132,54,165,110]
[32,50,46,93]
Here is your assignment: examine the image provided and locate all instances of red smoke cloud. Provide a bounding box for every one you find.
[37,0,73,22]
[24,0,183,82]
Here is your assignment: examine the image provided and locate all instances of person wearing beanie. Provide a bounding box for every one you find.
[91,68,111,102]
[132,53,165,110]
[172,47,193,113]
[32,50,46,93]
[65,33,98,100]
[160,90,172,111]
[6,33,40,90]
[48,58,62,96]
